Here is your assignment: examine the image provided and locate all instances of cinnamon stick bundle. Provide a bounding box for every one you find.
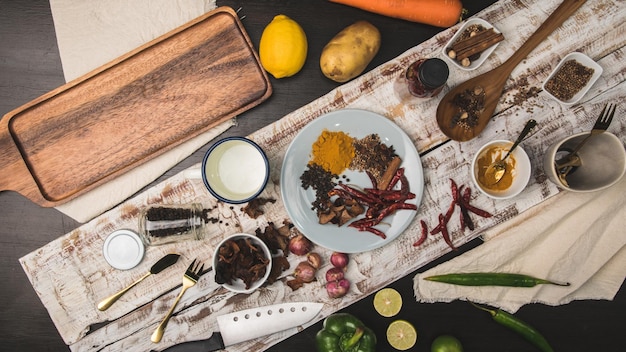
[449,28,504,61]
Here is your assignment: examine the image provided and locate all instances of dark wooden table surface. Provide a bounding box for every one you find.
[1,1,623,351]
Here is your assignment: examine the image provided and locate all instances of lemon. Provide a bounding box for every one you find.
[387,320,418,351]
[373,288,403,317]
[259,14,307,79]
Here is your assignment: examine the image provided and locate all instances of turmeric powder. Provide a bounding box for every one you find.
[310,130,355,175]
[477,144,515,191]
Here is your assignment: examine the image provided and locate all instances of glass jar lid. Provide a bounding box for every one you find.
[103,229,145,270]
[418,58,449,89]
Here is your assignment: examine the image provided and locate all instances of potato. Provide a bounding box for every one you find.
[320,21,381,83]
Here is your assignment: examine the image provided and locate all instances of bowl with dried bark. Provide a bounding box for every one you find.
[213,233,272,294]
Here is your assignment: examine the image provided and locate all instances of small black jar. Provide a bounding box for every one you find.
[405,58,449,98]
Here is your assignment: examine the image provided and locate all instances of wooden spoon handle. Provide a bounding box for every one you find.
[501,0,588,72]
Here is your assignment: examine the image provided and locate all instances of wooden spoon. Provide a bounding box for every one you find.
[436,0,587,142]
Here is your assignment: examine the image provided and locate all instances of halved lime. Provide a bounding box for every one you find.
[374,288,403,317]
[386,319,417,350]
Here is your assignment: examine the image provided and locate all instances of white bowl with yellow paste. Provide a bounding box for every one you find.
[471,140,531,199]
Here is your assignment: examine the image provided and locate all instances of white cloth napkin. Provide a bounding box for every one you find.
[414,174,626,313]
[48,0,235,222]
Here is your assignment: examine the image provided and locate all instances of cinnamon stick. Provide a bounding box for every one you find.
[377,156,402,190]
[449,28,504,61]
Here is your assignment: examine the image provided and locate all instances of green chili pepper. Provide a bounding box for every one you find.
[472,303,554,352]
[424,273,570,287]
[316,313,377,352]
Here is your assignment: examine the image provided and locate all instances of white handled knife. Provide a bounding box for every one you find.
[159,302,323,351]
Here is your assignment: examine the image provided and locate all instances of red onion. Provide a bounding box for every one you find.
[289,234,312,256]
[326,279,350,298]
[330,252,349,269]
[307,252,322,269]
[325,267,344,282]
[293,261,317,283]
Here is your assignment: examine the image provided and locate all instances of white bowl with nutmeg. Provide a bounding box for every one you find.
[542,52,603,106]
[443,18,503,71]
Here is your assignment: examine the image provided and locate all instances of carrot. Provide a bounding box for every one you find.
[329,0,464,28]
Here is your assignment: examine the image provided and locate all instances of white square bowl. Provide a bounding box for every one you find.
[442,18,501,71]
[542,52,603,106]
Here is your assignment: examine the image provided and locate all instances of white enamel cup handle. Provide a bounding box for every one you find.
[183,168,203,180]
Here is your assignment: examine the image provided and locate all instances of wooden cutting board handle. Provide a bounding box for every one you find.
[0,119,48,205]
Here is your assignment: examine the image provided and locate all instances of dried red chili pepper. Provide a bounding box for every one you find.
[362,188,415,201]
[361,226,387,239]
[348,217,380,229]
[459,193,493,218]
[460,186,475,230]
[386,167,405,191]
[326,168,417,240]
[399,174,410,195]
[365,170,378,190]
[417,179,492,252]
[433,213,457,250]
[450,178,459,199]
[339,183,380,205]
[375,202,417,222]
[413,220,429,246]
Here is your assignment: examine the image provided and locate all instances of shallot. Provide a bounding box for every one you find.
[289,234,312,256]
[293,261,317,283]
[326,279,350,298]
[325,267,345,282]
[330,252,349,269]
[307,252,322,269]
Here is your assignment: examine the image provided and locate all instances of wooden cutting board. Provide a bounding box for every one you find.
[0,6,271,207]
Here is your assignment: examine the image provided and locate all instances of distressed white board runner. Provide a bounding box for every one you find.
[21,0,626,351]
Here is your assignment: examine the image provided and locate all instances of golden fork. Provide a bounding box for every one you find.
[151,259,204,343]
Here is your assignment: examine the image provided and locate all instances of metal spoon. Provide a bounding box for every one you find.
[98,253,180,311]
[484,119,537,185]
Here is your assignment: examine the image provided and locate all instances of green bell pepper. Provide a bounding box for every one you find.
[316,313,377,352]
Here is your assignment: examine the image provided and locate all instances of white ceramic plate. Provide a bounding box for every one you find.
[442,18,501,71]
[281,109,424,253]
[542,52,603,106]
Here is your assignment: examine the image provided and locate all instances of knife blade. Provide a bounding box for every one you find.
[159,302,323,352]
[98,253,181,311]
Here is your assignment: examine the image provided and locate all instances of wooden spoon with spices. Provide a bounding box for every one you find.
[436,0,587,142]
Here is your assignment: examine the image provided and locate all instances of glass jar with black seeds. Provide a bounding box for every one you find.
[139,203,207,245]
